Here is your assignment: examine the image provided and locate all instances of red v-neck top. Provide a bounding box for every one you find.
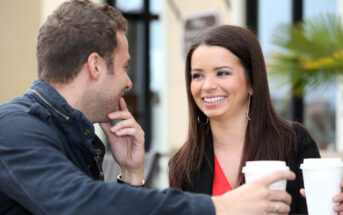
[212,155,233,196]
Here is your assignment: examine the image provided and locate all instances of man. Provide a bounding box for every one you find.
[0,0,294,214]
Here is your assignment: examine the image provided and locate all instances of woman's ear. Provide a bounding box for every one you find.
[87,52,101,80]
[249,88,253,96]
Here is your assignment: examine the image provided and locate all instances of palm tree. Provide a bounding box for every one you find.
[268,14,343,149]
[268,14,343,96]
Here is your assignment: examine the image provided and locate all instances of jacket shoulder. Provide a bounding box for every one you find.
[290,122,320,159]
[0,97,59,148]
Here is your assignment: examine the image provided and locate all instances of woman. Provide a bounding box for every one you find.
[168,25,340,214]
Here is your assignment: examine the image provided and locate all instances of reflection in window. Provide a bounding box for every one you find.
[303,0,337,151]
[260,0,337,151]
[116,0,143,13]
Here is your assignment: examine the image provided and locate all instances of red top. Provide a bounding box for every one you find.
[212,155,233,196]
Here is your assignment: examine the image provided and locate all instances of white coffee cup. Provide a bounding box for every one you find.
[242,160,289,190]
[300,158,343,215]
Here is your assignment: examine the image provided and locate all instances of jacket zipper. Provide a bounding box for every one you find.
[28,89,70,120]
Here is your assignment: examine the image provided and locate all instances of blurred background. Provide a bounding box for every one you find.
[1,0,343,189]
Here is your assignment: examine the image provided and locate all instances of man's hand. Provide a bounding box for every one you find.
[100,97,145,186]
[212,169,295,215]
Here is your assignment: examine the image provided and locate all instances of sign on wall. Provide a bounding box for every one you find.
[183,11,219,57]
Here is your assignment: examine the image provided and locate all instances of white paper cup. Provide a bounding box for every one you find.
[300,158,343,215]
[242,160,289,190]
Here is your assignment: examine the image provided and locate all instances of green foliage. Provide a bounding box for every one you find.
[268,14,343,96]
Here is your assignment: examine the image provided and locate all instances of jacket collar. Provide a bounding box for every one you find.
[26,80,95,144]
[188,132,215,195]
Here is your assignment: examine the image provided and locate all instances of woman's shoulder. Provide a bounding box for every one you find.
[289,121,320,158]
[290,122,310,136]
[290,122,315,141]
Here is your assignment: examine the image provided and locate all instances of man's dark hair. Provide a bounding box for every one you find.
[36,0,127,84]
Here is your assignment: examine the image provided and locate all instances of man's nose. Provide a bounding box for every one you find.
[126,76,133,91]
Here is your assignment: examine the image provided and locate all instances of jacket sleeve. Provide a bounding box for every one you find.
[0,113,215,215]
[288,122,321,214]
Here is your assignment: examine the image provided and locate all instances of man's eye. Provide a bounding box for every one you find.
[191,73,203,79]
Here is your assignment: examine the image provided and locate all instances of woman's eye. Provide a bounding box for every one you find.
[217,71,231,76]
[191,73,203,79]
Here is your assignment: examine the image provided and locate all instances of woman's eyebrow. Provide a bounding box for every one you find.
[214,66,233,70]
[190,68,203,72]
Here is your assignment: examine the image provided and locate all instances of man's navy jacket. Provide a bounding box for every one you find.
[0,80,215,215]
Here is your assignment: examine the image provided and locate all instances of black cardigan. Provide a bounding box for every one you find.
[181,123,320,215]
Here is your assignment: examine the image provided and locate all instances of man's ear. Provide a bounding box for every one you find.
[87,52,101,80]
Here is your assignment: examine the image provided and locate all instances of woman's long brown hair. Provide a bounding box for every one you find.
[169,25,296,188]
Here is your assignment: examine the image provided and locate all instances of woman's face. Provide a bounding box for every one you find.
[190,45,252,121]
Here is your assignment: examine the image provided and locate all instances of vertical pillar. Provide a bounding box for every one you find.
[291,0,304,123]
[143,0,151,150]
[246,0,258,35]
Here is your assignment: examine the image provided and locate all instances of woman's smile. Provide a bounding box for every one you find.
[202,96,227,107]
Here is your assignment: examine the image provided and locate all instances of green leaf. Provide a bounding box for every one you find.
[268,13,343,94]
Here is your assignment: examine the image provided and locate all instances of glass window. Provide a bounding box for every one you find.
[260,0,338,151]
[150,20,163,93]
[150,0,162,14]
[259,0,292,120]
[115,0,143,13]
[303,0,337,151]
[111,0,161,151]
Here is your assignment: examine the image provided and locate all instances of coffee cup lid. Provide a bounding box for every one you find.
[300,158,343,169]
[242,160,289,173]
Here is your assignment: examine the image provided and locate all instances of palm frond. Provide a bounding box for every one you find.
[268,13,343,94]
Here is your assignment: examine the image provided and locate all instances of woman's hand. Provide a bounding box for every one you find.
[332,181,343,214]
[301,181,343,215]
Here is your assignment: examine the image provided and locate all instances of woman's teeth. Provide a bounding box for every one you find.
[204,96,225,103]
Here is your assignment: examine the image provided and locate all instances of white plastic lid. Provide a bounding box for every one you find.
[300,158,343,170]
[242,160,289,173]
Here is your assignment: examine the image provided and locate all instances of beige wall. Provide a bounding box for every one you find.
[0,1,41,103]
[163,0,246,152]
[0,0,104,104]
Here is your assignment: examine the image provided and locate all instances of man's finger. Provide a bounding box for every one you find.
[255,169,295,186]
[114,128,137,136]
[99,122,111,133]
[108,111,131,121]
[110,118,135,133]
[119,97,128,111]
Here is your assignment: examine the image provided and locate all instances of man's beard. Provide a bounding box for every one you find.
[84,91,119,123]
[94,102,118,123]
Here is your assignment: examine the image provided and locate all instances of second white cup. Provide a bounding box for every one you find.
[300,158,343,215]
[242,160,289,190]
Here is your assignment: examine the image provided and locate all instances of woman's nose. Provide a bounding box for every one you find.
[202,77,217,90]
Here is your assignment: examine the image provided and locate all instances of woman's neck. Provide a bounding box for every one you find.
[210,113,248,149]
